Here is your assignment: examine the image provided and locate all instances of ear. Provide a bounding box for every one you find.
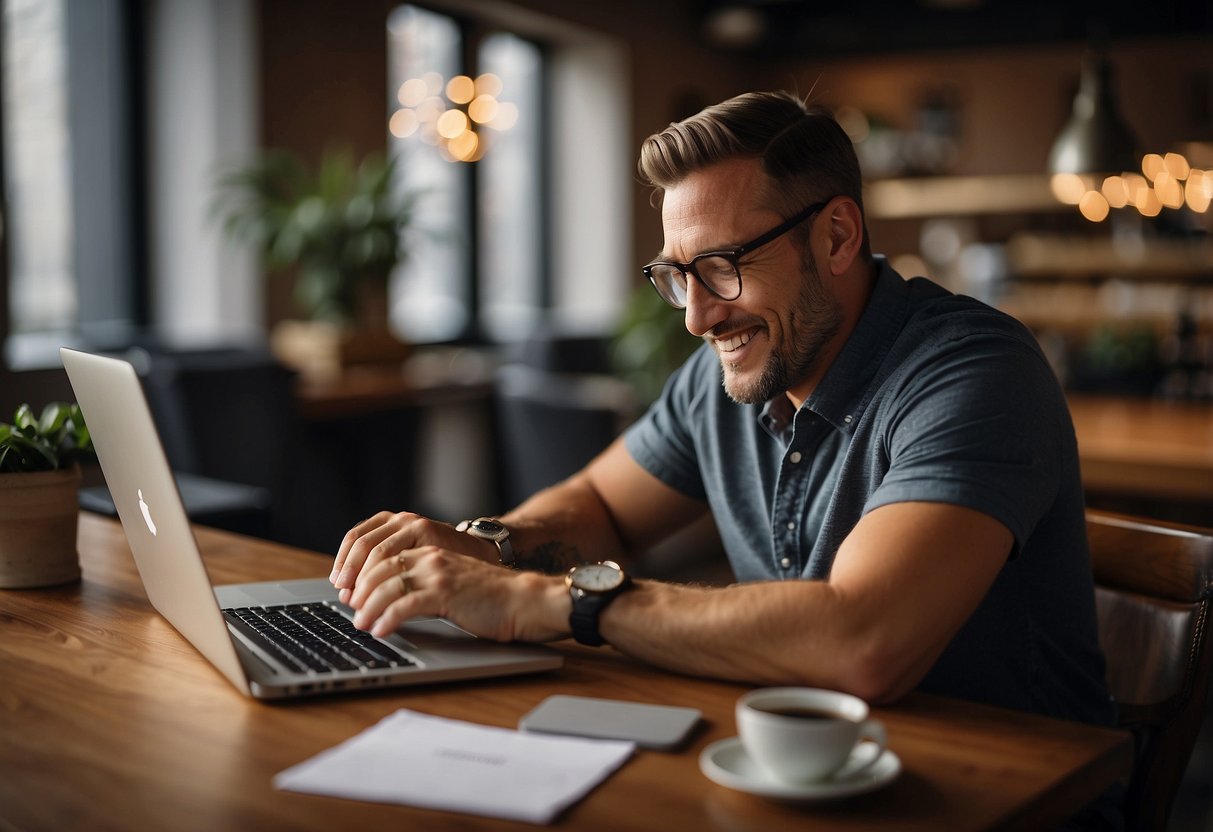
[821,197,864,276]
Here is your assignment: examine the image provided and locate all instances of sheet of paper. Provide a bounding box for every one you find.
[274,708,635,824]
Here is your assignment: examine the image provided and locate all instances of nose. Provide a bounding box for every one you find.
[682,273,728,338]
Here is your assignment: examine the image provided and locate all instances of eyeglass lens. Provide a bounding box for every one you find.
[648,255,739,308]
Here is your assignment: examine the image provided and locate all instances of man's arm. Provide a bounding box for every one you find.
[341,437,1011,703]
[331,436,706,595]
[499,436,709,573]
[593,499,1011,702]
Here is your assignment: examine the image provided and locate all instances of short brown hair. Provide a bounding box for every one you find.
[638,91,870,255]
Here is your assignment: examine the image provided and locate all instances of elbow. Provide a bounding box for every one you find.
[833,640,927,706]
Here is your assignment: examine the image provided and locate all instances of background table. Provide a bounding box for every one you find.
[1069,394,1213,502]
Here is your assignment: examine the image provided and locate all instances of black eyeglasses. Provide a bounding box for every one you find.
[642,200,829,309]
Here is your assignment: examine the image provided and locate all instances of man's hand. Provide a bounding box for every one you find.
[330,511,495,604]
[341,544,570,642]
[330,510,570,644]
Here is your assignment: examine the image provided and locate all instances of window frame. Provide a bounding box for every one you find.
[387,4,553,346]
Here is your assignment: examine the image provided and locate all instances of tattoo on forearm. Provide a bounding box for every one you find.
[519,541,583,574]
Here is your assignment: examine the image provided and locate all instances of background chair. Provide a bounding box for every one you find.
[491,343,732,585]
[1086,509,1213,831]
[492,362,638,509]
[80,345,296,541]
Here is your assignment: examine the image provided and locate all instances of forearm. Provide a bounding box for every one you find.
[498,473,631,573]
[593,502,1014,701]
[594,579,880,691]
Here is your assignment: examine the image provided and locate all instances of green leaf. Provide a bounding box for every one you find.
[5,431,57,470]
[38,402,67,436]
[0,401,94,472]
[13,404,35,430]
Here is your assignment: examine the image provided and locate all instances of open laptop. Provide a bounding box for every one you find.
[61,347,562,699]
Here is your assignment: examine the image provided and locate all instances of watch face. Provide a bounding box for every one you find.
[570,562,625,592]
[469,518,507,540]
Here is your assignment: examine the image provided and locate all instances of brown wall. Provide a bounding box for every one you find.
[257,0,394,325]
[258,0,392,162]
[777,37,1213,177]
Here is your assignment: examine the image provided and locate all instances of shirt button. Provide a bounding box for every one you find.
[780,557,792,569]
[789,451,802,464]
[786,521,796,530]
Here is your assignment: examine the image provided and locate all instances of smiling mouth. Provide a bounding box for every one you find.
[715,327,761,354]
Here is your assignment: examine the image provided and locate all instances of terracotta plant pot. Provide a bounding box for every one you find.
[0,466,82,588]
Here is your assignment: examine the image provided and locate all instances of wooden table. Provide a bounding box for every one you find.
[0,514,1132,831]
[1068,394,1213,502]
[293,349,496,421]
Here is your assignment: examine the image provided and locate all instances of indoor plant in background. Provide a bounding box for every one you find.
[214,148,416,380]
[0,403,95,588]
[611,281,700,405]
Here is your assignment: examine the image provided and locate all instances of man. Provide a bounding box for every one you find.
[330,91,1112,729]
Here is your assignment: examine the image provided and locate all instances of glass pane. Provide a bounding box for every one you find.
[477,32,542,342]
[386,4,469,342]
[2,0,75,334]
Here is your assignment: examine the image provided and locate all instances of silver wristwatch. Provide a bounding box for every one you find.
[456,517,515,568]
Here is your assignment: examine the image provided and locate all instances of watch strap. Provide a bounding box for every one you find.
[568,573,634,647]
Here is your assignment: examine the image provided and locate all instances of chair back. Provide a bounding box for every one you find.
[1086,509,1213,831]
[492,364,638,508]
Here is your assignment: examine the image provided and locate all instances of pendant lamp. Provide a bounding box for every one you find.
[1047,48,1139,176]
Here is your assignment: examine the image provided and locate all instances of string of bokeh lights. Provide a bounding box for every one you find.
[1051,151,1213,223]
[389,72,519,163]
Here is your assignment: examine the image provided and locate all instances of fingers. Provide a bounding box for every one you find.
[351,550,429,637]
[331,512,427,590]
[331,511,396,586]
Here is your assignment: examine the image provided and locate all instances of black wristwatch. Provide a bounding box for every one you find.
[456,517,515,568]
[565,561,634,647]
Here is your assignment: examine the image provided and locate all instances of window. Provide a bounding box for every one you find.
[3,0,76,338]
[386,4,546,343]
[2,0,141,365]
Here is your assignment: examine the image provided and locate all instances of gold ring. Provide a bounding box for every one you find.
[398,571,411,596]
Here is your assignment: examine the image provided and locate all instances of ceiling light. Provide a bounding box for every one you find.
[1047,49,1138,176]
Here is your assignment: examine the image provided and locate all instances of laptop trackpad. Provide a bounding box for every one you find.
[398,617,476,644]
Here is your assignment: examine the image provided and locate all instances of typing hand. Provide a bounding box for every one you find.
[330,511,495,604]
[342,543,569,643]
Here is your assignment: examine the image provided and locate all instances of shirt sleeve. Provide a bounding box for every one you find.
[864,328,1070,550]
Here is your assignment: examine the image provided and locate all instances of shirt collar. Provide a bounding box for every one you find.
[759,256,911,438]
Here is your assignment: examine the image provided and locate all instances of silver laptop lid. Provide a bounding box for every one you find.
[61,347,253,695]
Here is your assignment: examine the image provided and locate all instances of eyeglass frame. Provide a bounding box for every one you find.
[642,199,830,309]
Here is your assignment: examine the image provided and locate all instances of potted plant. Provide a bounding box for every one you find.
[0,402,95,588]
[213,148,416,379]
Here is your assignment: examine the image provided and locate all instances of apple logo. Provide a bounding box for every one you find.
[137,489,157,536]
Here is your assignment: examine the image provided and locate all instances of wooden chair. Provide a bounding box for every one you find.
[1086,509,1213,831]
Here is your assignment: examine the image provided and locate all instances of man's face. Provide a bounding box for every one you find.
[659,159,842,405]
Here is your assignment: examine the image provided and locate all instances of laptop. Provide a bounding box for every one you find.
[61,347,562,699]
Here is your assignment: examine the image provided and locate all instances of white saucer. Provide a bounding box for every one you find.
[698,738,901,801]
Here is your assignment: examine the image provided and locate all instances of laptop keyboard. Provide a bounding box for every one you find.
[222,603,416,675]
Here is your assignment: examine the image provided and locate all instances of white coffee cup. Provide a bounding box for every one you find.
[736,687,886,784]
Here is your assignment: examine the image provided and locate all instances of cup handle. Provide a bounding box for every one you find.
[830,718,887,781]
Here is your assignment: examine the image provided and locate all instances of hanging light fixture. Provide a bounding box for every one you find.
[1047,48,1139,177]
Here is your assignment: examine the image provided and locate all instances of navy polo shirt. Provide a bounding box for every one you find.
[624,257,1114,728]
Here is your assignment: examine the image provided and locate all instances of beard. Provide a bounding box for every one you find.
[719,254,843,405]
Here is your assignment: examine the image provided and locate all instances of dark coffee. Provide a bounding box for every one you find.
[752,704,856,722]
